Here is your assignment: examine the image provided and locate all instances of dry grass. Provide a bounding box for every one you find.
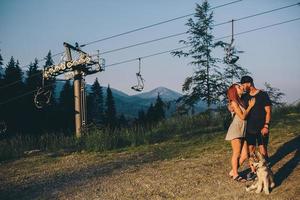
[0,113,299,200]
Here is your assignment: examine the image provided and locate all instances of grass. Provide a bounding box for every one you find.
[0,111,223,162]
[0,104,300,200]
[0,105,299,199]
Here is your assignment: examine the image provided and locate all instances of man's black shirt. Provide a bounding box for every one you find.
[242,91,272,134]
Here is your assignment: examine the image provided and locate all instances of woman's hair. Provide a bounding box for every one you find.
[227,83,246,108]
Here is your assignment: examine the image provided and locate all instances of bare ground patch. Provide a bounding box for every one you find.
[0,126,299,200]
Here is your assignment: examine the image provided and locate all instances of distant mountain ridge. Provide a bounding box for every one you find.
[133,87,182,101]
[55,82,185,118]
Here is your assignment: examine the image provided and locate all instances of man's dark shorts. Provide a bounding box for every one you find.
[246,132,269,146]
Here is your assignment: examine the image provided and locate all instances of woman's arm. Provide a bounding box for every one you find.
[231,100,255,120]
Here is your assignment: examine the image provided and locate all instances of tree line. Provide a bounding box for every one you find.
[0,51,166,135]
[0,1,285,135]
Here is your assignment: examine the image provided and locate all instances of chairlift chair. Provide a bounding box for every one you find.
[34,87,52,109]
[34,72,52,109]
[131,58,145,92]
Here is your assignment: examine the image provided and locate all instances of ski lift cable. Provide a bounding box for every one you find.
[1,2,298,91]
[95,2,300,56]
[80,0,243,47]
[106,17,300,67]
[1,17,300,105]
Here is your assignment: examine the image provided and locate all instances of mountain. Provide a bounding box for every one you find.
[133,87,182,101]
[291,98,300,106]
[54,82,206,118]
[54,83,182,118]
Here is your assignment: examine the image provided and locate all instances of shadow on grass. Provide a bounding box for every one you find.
[0,132,217,200]
[0,152,159,200]
[269,134,300,187]
[239,135,300,182]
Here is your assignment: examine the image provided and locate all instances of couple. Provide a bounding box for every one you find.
[225,76,272,181]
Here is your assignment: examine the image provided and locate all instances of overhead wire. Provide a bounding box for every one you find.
[101,2,300,55]
[105,17,300,67]
[1,17,300,105]
[1,1,298,90]
[0,1,241,90]
[0,3,299,102]
[80,0,243,47]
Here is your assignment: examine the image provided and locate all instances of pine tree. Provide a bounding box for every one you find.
[264,82,285,107]
[214,40,250,101]
[3,57,24,89]
[87,78,104,125]
[43,51,56,103]
[137,109,146,125]
[2,57,25,133]
[105,85,117,128]
[42,51,59,131]
[0,50,4,124]
[153,94,165,121]
[146,103,155,124]
[172,0,223,109]
[24,59,43,134]
[0,49,3,81]
[118,114,128,128]
[26,58,42,90]
[58,80,74,131]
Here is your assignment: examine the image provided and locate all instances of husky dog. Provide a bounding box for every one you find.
[246,151,275,195]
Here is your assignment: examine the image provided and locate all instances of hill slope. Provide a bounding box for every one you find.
[1,111,299,199]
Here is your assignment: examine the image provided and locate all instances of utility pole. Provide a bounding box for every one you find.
[63,43,82,137]
[42,42,104,137]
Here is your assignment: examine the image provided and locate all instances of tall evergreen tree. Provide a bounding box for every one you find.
[26,58,42,89]
[146,103,155,124]
[105,85,117,128]
[264,82,285,107]
[172,1,223,108]
[42,51,59,131]
[0,50,4,124]
[43,51,56,103]
[153,94,165,121]
[137,109,146,125]
[87,78,104,125]
[0,49,3,81]
[24,59,43,134]
[58,80,74,132]
[215,41,250,102]
[118,114,128,128]
[2,57,25,133]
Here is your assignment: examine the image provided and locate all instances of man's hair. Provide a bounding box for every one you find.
[240,75,254,86]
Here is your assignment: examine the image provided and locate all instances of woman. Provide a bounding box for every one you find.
[226,83,255,181]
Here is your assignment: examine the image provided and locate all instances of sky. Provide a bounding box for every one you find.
[0,0,299,103]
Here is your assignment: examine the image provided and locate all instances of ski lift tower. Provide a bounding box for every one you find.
[43,42,105,137]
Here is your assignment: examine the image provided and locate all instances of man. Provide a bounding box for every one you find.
[240,75,272,180]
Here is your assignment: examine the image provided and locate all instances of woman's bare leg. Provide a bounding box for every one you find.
[239,140,248,166]
[231,138,242,177]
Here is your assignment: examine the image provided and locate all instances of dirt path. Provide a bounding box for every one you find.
[0,128,299,199]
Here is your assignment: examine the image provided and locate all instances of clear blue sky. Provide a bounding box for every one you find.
[1,0,299,103]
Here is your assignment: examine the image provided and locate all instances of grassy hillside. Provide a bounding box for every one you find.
[0,106,299,199]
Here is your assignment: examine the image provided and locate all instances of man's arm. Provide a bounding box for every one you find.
[261,105,271,135]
